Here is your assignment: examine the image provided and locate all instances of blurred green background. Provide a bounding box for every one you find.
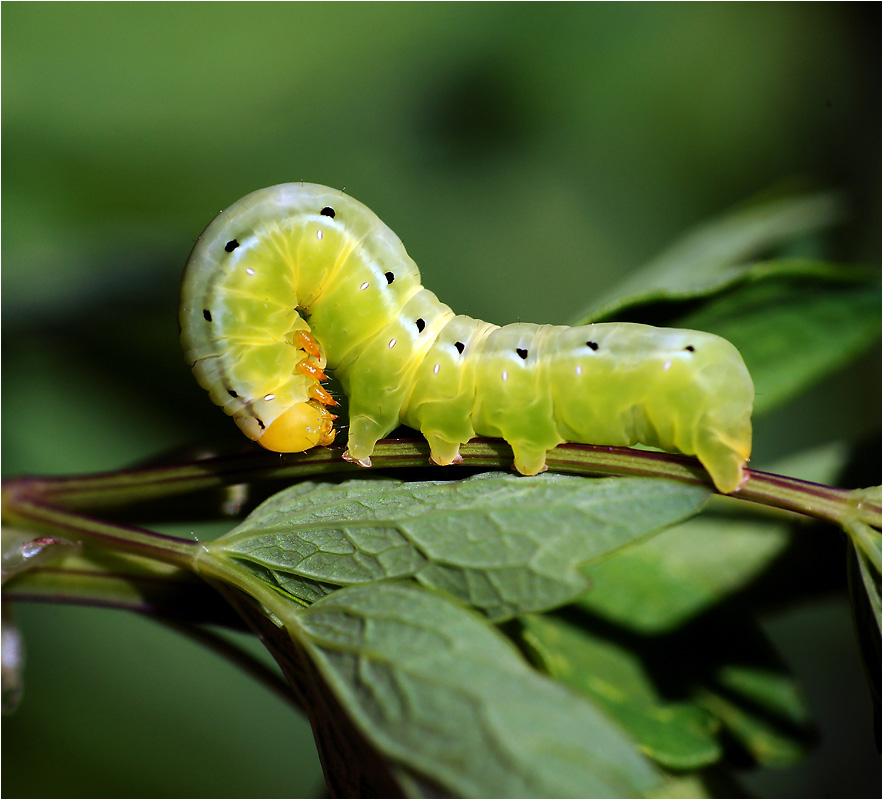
[2,4,879,797]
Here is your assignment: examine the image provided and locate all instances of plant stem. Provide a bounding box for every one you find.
[4,439,878,531]
[2,491,199,569]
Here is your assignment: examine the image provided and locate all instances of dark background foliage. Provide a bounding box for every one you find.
[2,4,879,796]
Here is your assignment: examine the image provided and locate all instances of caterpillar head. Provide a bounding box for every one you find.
[259,399,337,452]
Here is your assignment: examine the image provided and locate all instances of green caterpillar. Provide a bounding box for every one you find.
[180,183,754,493]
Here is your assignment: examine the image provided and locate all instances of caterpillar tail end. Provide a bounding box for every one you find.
[696,431,752,495]
[706,460,750,495]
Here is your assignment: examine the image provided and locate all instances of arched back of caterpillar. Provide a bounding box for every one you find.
[180,183,754,493]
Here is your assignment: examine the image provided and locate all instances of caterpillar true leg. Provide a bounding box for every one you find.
[181,183,754,493]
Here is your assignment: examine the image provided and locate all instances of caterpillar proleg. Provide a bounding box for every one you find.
[180,184,754,493]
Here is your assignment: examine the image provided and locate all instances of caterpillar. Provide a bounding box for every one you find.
[180,183,754,493]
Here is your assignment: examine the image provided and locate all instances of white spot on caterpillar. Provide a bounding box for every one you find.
[575,364,582,376]
[389,338,397,348]
[360,281,370,290]
[663,360,672,372]
[316,230,323,241]
[433,363,440,375]
[502,370,508,382]
[264,393,276,401]
[246,267,255,275]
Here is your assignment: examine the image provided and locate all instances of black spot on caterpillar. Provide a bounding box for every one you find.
[180,183,754,492]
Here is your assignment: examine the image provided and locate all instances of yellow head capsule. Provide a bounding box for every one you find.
[258,402,336,452]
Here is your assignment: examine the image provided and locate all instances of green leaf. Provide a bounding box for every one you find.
[210,473,709,621]
[763,440,856,485]
[577,508,792,633]
[669,615,814,768]
[519,612,722,770]
[714,662,811,729]
[294,582,663,798]
[518,605,814,771]
[577,191,844,322]
[574,442,862,633]
[696,672,811,769]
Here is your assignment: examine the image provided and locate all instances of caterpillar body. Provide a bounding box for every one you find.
[180,183,754,493]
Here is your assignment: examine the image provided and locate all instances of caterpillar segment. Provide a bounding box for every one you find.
[180,183,754,493]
